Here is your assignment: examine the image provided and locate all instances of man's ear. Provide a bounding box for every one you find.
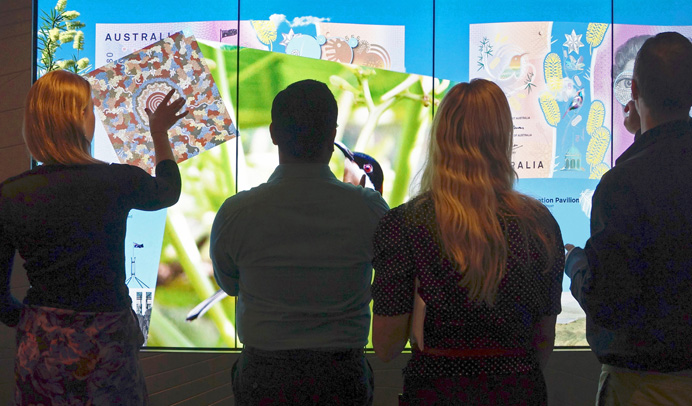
[631,78,639,101]
[269,123,278,146]
[328,127,337,151]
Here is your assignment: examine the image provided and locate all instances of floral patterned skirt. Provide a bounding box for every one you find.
[14,305,148,406]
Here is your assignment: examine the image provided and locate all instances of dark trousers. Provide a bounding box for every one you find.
[232,346,374,406]
[400,368,547,406]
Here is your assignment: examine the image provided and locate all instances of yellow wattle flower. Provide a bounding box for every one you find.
[77,57,89,70]
[586,100,605,135]
[589,162,610,179]
[49,27,60,42]
[251,21,277,46]
[73,31,84,50]
[59,30,76,43]
[586,23,608,54]
[62,10,80,20]
[540,93,560,127]
[586,126,610,166]
[56,59,75,69]
[544,53,563,92]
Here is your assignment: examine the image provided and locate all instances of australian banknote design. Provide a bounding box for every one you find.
[95,18,405,72]
[470,22,611,180]
[87,32,236,173]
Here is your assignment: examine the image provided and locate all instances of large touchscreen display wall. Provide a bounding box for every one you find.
[33,0,692,349]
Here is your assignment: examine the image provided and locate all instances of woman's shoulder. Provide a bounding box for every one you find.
[499,194,561,242]
[529,198,560,233]
[100,162,156,180]
[386,194,434,222]
[0,167,36,191]
[0,164,96,194]
[47,162,145,183]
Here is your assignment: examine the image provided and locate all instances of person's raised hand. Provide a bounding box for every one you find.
[144,89,189,164]
[145,89,188,137]
[564,243,576,260]
[623,100,641,135]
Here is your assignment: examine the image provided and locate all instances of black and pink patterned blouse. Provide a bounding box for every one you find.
[372,195,564,377]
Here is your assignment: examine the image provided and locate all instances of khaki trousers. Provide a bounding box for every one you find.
[596,364,692,406]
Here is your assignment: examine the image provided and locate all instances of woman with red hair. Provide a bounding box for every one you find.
[0,69,187,405]
[372,78,564,405]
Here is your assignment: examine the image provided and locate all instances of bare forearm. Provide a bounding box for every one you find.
[533,315,556,370]
[152,132,175,164]
[536,339,554,370]
[373,314,410,362]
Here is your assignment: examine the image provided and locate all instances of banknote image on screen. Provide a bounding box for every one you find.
[33,0,692,349]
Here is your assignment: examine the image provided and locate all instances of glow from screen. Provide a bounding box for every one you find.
[33,0,692,349]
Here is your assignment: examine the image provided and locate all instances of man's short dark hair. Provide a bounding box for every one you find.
[271,80,338,159]
[634,32,692,114]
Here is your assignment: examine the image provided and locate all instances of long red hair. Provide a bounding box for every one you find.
[23,70,101,165]
[418,79,558,306]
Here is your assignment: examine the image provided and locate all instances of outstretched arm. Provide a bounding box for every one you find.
[371,209,414,362]
[570,174,644,330]
[144,89,189,165]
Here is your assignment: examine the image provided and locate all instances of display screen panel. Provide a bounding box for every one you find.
[32,0,692,349]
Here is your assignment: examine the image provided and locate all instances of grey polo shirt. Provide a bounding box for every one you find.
[210,164,389,350]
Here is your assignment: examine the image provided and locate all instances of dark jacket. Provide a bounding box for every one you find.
[567,119,692,372]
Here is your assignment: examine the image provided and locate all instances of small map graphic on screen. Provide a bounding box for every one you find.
[87,31,236,173]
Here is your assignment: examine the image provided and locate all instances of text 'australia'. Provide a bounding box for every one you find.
[104,32,174,42]
[512,161,544,169]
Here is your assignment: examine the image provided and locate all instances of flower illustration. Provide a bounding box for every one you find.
[37,0,90,75]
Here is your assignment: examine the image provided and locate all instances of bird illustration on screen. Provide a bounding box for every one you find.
[186,290,227,322]
[500,52,528,79]
[186,142,386,322]
[563,88,584,118]
[334,141,384,194]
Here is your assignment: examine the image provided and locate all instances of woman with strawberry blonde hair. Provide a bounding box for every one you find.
[0,69,187,405]
[372,78,564,405]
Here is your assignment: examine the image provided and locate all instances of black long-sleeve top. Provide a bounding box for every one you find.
[0,160,180,327]
[566,119,692,372]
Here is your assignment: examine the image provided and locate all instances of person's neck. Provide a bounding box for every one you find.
[278,150,331,165]
[639,104,690,134]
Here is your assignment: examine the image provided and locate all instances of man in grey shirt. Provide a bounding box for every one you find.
[210,79,389,405]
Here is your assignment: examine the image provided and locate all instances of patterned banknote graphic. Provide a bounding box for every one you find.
[95,19,405,73]
[94,21,265,67]
[87,32,236,173]
[471,22,616,179]
[470,22,555,178]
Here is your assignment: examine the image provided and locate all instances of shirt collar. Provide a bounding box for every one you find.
[636,119,690,142]
[268,164,337,182]
[617,119,692,165]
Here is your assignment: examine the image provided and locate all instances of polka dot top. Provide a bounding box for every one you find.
[372,195,564,377]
